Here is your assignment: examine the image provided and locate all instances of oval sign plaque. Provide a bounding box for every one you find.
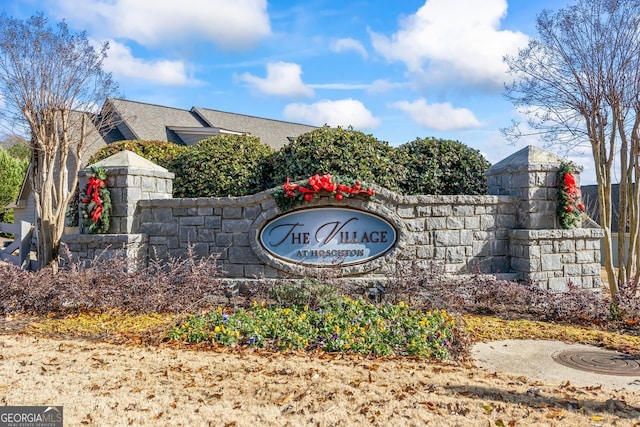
[260,208,397,266]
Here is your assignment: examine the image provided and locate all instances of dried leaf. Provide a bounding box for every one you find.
[275,392,294,404]
[546,408,565,419]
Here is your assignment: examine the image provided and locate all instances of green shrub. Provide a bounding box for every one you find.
[270,126,402,192]
[394,137,490,195]
[6,142,31,162]
[88,140,186,169]
[169,134,274,198]
[0,147,28,224]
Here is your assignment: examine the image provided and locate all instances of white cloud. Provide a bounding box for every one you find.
[331,38,368,58]
[390,98,481,131]
[55,0,271,50]
[237,62,314,98]
[366,79,407,94]
[308,83,370,90]
[284,99,380,129]
[103,41,196,86]
[308,80,407,92]
[369,0,528,89]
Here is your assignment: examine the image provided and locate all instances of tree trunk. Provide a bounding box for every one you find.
[592,136,618,296]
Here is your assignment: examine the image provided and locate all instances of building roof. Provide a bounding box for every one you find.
[106,98,317,149]
[580,184,623,231]
[193,106,317,150]
[8,98,318,216]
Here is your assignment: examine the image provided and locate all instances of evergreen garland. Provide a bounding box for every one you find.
[81,167,111,234]
[557,162,585,229]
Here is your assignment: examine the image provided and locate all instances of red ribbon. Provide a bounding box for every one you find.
[86,176,105,222]
[282,175,374,200]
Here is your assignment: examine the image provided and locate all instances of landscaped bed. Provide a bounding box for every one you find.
[1,254,640,425]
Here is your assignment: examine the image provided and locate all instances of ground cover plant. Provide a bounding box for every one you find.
[166,300,457,359]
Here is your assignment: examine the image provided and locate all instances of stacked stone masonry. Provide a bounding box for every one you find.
[62,147,605,291]
[135,191,517,279]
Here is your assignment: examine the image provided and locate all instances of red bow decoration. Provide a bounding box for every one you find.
[85,176,106,222]
[281,174,374,203]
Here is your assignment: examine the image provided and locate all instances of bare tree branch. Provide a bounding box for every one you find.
[503,0,640,295]
[0,13,119,269]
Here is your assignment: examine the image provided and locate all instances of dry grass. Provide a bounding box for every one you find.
[1,313,639,426]
[464,315,640,355]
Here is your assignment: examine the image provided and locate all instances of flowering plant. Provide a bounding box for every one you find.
[273,174,374,211]
[557,162,585,229]
[167,298,455,359]
[81,167,111,234]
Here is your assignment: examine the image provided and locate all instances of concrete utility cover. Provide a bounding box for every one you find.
[552,349,640,376]
[472,340,640,389]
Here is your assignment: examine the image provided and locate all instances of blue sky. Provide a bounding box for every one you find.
[4,0,597,183]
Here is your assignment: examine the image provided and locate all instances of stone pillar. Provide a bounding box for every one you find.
[78,150,174,234]
[486,146,603,290]
[486,145,571,229]
[64,150,174,271]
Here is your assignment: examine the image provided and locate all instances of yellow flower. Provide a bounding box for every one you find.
[214,326,221,333]
[398,301,407,308]
[334,325,340,333]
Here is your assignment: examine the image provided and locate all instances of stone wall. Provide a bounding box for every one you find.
[136,190,517,279]
[509,229,603,290]
[62,146,605,291]
[62,234,148,272]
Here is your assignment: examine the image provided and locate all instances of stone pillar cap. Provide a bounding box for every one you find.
[87,150,169,173]
[487,145,570,175]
